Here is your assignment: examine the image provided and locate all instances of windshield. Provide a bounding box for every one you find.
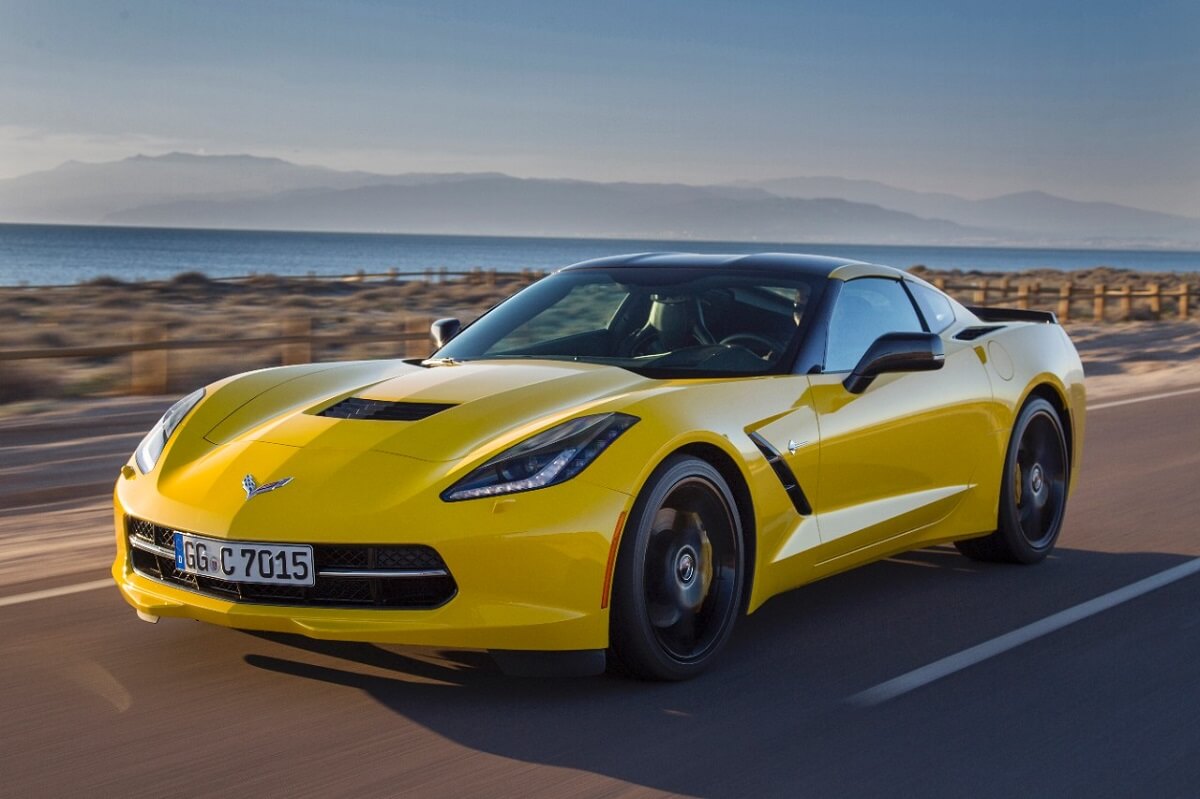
[433,267,824,377]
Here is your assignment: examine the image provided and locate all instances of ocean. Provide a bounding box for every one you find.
[2,223,1199,286]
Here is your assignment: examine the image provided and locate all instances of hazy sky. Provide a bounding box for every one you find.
[2,0,1198,215]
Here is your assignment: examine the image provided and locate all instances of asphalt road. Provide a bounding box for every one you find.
[1,387,1198,798]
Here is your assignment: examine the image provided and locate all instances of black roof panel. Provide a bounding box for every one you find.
[558,251,869,277]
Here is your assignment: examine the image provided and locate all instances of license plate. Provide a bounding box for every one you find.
[173,533,315,587]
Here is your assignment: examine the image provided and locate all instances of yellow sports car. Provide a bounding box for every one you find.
[113,253,1085,680]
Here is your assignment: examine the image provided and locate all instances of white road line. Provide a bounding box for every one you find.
[848,557,1200,707]
[1088,385,1200,411]
[0,578,112,608]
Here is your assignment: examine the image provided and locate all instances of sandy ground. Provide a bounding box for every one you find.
[1,267,1197,403]
[1067,322,1200,400]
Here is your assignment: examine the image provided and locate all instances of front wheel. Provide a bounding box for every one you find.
[609,455,744,680]
[956,397,1069,563]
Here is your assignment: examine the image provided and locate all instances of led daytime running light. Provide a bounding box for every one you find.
[443,413,637,501]
[134,387,205,473]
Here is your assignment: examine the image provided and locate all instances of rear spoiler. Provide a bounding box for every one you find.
[966,306,1058,325]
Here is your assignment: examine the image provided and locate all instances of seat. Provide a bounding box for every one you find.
[626,294,715,355]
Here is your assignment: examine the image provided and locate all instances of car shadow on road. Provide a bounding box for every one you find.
[240,545,1196,797]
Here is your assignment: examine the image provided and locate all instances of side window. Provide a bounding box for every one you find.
[824,278,923,372]
[908,281,955,334]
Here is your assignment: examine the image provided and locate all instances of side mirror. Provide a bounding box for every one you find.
[843,331,944,394]
[430,317,461,349]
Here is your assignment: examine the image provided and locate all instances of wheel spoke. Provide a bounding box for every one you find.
[1019,495,1037,531]
[1019,435,1035,466]
[1032,497,1048,538]
[648,600,681,629]
[1033,428,1053,466]
[672,606,697,648]
[652,507,680,534]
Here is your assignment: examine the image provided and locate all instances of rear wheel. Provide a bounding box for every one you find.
[956,397,1069,563]
[609,455,744,680]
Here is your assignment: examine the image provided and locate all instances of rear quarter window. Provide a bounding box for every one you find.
[908,282,955,334]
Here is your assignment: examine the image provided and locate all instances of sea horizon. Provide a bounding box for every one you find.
[2,221,1199,287]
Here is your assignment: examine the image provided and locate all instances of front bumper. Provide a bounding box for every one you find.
[112,467,632,651]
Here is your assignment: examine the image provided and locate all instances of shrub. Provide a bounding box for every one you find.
[0,362,58,403]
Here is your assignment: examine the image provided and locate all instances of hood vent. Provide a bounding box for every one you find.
[318,397,456,421]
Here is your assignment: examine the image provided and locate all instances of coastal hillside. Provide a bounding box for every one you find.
[100,176,979,243]
[741,177,1200,245]
[3,154,1199,247]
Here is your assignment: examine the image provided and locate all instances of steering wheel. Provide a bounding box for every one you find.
[719,333,784,359]
[627,328,716,358]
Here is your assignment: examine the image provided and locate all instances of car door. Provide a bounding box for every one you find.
[809,277,993,557]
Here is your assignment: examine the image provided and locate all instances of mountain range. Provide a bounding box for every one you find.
[2,153,1198,248]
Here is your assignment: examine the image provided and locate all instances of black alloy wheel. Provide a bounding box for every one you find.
[609,455,744,680]
[956,397,1069,564]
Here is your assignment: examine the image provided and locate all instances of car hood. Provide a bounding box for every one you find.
[202,359,655,463]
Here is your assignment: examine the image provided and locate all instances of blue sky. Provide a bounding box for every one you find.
[1,0,1198,214]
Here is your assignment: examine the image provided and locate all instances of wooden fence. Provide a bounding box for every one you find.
[0,316,439,395]
[8,267,1193,321]
[9,267,545,290]
[932,278,1195,322]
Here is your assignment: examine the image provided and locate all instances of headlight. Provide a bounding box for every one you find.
[442,412,638,501]
[134,388,205,474]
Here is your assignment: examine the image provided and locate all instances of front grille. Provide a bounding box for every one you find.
[318,397,456,421]
[126,517,456,609]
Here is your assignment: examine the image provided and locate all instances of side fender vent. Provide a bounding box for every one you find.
[748,432,813,516]
[318,397,456,421]
[954,325,1005,341]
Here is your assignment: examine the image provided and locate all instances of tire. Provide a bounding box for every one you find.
[608,455,745,680]
[956,397,1069,564]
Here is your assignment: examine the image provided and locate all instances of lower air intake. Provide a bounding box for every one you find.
[126,517,457,609]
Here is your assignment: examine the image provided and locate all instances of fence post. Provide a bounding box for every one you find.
[1058,281,1072,322]
[1181,285,1191,321]
[403,316,434,359]
[1116,285,1132,321]
[131,325,168,395]
[973,281,987,307]
[998,277,1010,303]
[281,316,312,365]
[932,277,946,291]
[1016,283,1030,310]
[1146,283,1161,320]
[1093,284,1106,322]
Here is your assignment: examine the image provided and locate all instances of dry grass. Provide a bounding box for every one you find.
[0,272,534,400]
